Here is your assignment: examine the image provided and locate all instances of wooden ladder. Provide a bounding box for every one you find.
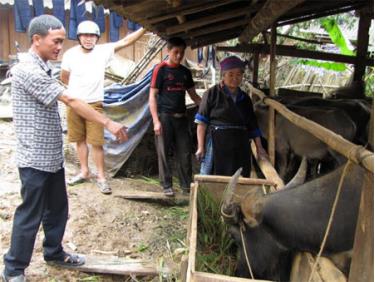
[121,36,166,85]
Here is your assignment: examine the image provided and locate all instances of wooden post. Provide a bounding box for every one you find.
[268,25,277,166]
[348,107,374,282]
[353,8,371,83]
[252,51,259,87]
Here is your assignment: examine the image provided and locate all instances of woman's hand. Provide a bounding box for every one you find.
[195,147,205,162]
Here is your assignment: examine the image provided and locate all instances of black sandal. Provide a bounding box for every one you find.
[46,252,85,268]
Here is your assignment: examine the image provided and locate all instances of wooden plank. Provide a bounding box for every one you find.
[193,271,271,281]
[277,3,363,26]
[239,0,305,43]
[189,30,241,49]
[166,7,249,35]
[193,175,276,187]
[114,191,189,205]
[186,182,198,282]
[0,8,10,61]
[182,182,198,282]
[251,142,284,189]
[353,8,372,83]
[144,0,239,24]
[247,84,374,174]
[187,18,248,38]
[348,170,374,282]
[216,45,374,66]
[69,255,170,276]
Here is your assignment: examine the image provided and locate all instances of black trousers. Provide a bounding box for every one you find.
[211,128,251,177]
[4,167,68,276]
[155,113,192,190]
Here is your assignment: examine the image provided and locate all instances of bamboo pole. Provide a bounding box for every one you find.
[268,25,277,166]
[248,84,374,173]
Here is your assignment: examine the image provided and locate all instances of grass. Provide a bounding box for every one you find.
[196,185,237,276]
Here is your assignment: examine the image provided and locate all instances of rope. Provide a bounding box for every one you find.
[307,158,354,282]
[240,221,255,279]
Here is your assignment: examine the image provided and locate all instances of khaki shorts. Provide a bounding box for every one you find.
[67,101,105,146]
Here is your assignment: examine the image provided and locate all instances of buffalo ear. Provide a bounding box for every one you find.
[240,187,265,228]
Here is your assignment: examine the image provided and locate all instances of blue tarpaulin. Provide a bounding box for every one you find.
[103,68,153,176]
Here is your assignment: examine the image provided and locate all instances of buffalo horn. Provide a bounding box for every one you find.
[284,156,307,189]
[220,168,242,220]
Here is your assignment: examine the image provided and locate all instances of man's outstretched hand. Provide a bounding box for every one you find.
[106,120,128,143]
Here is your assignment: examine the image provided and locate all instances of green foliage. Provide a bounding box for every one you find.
[290,15,358,72]
[320,18,354,56]
[137,243,149,252]
[364,67,374,97]
[295,59,347,71]
[196,186,237,275]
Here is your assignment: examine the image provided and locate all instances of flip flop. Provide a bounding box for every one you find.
[67,174,89,186]
[96,181,112,194]
[164,188,175,197]
[45,252,85,269]
[1,272,26,282]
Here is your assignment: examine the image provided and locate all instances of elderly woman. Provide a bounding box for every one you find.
[195,56,267,177]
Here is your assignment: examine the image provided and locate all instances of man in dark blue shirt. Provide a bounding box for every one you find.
[149,37,201,196]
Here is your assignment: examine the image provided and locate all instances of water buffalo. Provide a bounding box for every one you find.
[286,97,371,147]
[255,104,356,181]
[222,164,365,281]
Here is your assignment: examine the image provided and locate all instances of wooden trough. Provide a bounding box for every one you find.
[186,174,274,282]
[185,172,350,282]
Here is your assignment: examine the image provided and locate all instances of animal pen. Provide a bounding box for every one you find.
[91,0,373,280]
[1,0,368,280]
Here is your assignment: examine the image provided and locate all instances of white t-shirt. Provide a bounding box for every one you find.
[61,44,115,103]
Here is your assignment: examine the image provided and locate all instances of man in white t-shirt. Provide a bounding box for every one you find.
[61,20,145,194]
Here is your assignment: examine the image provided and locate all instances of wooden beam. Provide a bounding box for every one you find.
[248,84,374,174]
[193,175,276,187]
[216,44,374,66]
[186,18,248,38]
[119,0,158,13]
[144,0,239,24]
[275,32,330,45]
[167,0,186,24]
[277,3,364,26]
[166,7,249,35]
[353,8,372,82]
[268,26,277,166]
[189,30,240,49]
[348,170,374,282]
[348,106,374,282]
[239,0,305,43]
[252,51,259,86]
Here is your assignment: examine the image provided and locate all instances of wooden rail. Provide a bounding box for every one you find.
[193,175,276,187]
[248,83,374,173]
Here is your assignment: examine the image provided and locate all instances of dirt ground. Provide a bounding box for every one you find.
[0,120,189,282]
